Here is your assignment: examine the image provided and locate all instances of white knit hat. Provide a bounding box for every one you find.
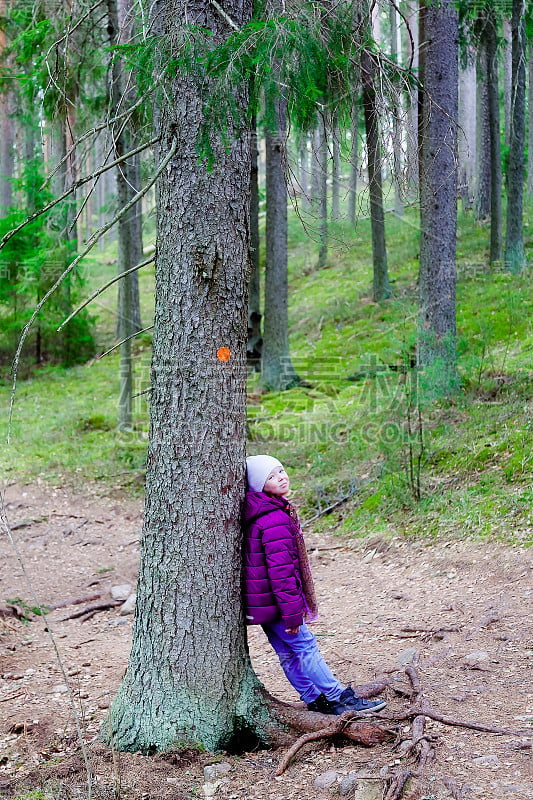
[246,455,283,492]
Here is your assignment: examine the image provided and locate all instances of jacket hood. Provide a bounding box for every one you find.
[242,491,288,525]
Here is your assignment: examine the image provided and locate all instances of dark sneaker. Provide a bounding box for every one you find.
[338,685,387,713]
[307,693,340,714]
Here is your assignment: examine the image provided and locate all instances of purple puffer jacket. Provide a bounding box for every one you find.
[242,491,305,628]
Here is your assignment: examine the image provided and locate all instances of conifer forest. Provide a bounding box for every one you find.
[0,1,532,799]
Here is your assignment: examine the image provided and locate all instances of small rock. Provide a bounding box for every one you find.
[111,584,133,601]
[472,754,499,766]
[51,684,69,694]
[202,779,228,797]
[314,770,339,790]
[397,648,418,666]
[204,762,232,781]
[353,783,382,800]
[451,693,467,702]
[339,773,359,796]
[119,594,136,615]
[462,651,490,669]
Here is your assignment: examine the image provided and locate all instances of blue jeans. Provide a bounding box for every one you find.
[262,620,344,704]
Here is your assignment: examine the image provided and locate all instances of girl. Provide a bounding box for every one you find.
[242,454,386,715]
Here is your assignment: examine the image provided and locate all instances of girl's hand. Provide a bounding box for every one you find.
[285,626,300,635]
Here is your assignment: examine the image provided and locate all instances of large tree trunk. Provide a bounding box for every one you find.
[485,9,502,264]
[107,0,275,753]
[417,0,458,391]
[475,41,491,220]
[457,50,476,211]
[361,48,390,301]
[505,0,526,273]
[262,96,299,390]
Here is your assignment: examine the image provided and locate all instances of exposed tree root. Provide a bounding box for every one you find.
[268,658,531,794]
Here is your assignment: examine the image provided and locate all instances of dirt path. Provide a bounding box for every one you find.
[1,482,532,800]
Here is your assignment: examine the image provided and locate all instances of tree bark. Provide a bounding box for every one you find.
[457,49,476,211]
[417,0,458,391]
[505,0,526,273]
[262,96,299,390]
[361,49,391,301]
[107,0,276,753]
[475,41,491,220]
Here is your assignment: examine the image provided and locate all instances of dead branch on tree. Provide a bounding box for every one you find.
[0,137,158,252]
[98,325,154,359]
[58,257,155,331]
[7,137,178,442]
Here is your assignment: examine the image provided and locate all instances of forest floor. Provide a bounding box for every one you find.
[0,481,532,800]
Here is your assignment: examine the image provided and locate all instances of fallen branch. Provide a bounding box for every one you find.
[60,600,121,621]
[47,593,102,611]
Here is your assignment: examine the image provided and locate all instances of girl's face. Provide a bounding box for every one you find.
[263,466,290,497]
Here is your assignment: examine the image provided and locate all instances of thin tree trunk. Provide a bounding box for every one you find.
[404,0,419,196]
[485,9,502,264]
[310,126,321,208]
[505,0,526,273]
[317,113,328,268]
[348,104,359,225]
[502,18,512,147]
[0,0,13,214]
[418,0,458,391]
[299,134,310,211]
[361,49,390,301]
[108,0,133,430]
[262,97,299,390]
[475,41,491,220]
[107,0,275,754]
[331,114,340,220]
[458,49,476,211]
[390,1,404,216]
[528,40,533,197]
[247,119,261,369]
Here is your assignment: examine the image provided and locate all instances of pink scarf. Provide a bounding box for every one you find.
[287,501,318,623]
